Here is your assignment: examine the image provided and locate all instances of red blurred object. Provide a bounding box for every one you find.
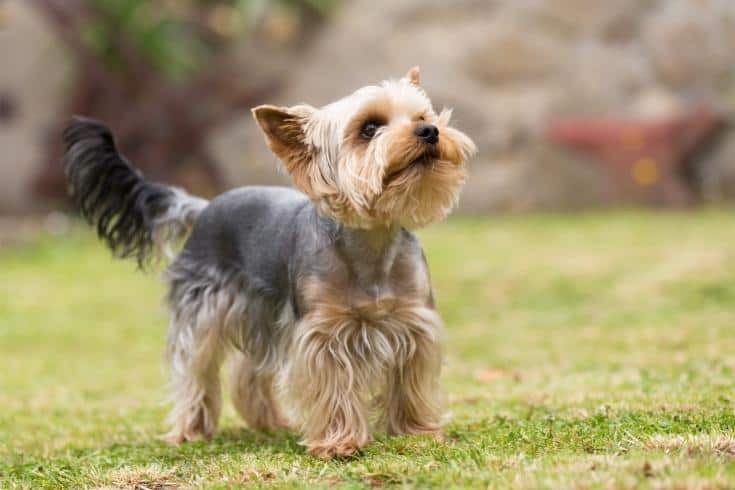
[545,107,725,206]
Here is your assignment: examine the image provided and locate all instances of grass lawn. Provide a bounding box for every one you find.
[1,210,734,489]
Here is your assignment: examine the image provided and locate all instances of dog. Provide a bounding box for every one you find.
[63,67,477,458]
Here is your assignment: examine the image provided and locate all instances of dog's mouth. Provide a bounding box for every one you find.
[382,147,440,185]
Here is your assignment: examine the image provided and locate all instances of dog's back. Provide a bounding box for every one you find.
[64,117,313,301]
[173,186,310,302]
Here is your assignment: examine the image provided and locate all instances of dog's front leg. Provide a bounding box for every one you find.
[383,310,444,437]
[284,320,370,459]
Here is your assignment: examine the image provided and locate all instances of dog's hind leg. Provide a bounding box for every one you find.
[164,279,228,444]
[229,351,289,431]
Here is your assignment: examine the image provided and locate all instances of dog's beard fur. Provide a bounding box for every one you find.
[253,69,477,229]
[371,110,473,228]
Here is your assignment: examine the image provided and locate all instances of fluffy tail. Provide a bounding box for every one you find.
[63,117,209,268]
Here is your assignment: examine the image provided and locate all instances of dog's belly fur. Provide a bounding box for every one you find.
[165,186,439,406]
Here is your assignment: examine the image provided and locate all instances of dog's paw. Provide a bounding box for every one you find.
[307,440,364,460]
[162,431,187,445]
[162,427,214,445]
[271,413,292,431]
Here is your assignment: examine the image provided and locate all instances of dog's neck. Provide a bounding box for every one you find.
[334,223,403,290]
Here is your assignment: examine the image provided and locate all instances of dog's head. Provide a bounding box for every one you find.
[253,67,477,229]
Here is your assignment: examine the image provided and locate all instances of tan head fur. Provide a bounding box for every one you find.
[252,67,477,229]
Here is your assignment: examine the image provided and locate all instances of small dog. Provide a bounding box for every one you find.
[63,67,476,458]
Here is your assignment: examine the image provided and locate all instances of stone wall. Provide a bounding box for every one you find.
[3,0,735,213]
[0,0,69,213]
[212,0,735,211]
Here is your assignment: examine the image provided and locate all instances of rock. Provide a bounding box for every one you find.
[644,0,735,92]
[465,22,564,85]
[460,149,605,212]
[557,42,652,114]
[631,87,687,119]
[0,0,69,213]
[529,0,650,42]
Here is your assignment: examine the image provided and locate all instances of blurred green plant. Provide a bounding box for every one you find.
[79,0,206,78]
[28,0,336,201]
[78,0,337,79]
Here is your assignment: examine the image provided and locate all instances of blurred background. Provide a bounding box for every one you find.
[2,3,735,485]
[2,0,735,225]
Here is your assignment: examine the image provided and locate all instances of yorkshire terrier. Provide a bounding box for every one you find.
[63,67,476,458]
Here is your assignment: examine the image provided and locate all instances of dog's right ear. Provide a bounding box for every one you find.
[252,104,315,162]
[252,104,330,197]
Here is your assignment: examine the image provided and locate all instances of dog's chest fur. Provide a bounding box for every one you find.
[291,230,441,372]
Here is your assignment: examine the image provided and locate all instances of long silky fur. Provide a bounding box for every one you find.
[63,117,206,268]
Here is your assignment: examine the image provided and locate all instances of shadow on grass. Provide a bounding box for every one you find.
[215,425,303,452]
[117,426,304,461]
[2,427,304,486]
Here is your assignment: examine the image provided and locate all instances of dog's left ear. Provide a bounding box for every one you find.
[404,66,421,86]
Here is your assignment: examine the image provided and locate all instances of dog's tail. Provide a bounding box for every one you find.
[63,117,209,268]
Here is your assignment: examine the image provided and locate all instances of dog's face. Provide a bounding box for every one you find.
[253,67,477,228]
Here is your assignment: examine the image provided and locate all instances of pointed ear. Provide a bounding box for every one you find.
[404,66,421,86]
[252,104,330,197]
[252,104,315,163]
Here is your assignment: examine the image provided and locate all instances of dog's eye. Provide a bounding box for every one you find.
[360,121,381,139]
[418,115,426,122]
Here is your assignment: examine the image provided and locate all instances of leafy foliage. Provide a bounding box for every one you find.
[29,0,336,202]
[76,0,337,78]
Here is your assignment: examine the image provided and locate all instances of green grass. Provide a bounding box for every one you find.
[1,210,734,489]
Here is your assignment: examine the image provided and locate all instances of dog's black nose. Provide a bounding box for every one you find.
[414,124,439,145]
